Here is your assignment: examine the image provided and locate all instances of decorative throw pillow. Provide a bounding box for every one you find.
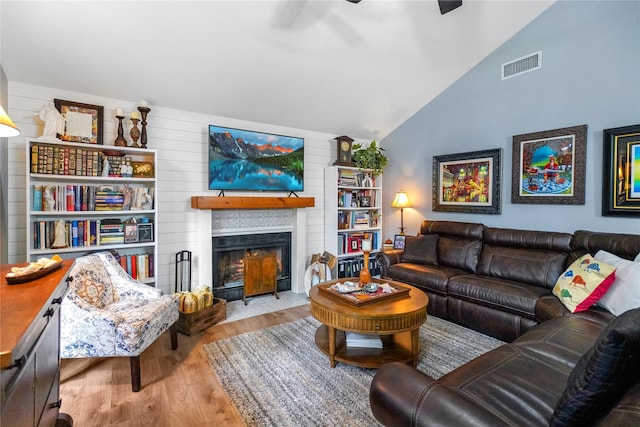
[550,308,640,427]
[401,234,438,266]
[595,250,640,316]
[552,254,616,313]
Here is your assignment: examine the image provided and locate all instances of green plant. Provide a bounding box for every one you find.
[352,140,388,175]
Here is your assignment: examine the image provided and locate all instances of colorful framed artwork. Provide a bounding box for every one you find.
[602,124,640,217]
[54,99,104,145]
[511,125,587,205]
[432,148,502,214]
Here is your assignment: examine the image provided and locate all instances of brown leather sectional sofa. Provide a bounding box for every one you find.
[371,221,640,426]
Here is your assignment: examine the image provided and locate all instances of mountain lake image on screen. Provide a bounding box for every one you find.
[208,125,304,192]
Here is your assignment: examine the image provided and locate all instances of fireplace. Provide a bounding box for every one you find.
[212,232,291,301]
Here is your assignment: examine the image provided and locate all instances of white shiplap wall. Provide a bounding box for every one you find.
[6,81,344,294]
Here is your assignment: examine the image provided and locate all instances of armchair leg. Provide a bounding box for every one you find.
[170,323,178,350]
[130,356,141,392]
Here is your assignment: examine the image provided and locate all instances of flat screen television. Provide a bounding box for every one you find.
[208,125,304,192]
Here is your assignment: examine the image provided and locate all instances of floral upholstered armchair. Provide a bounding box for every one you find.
[60,252,179,391]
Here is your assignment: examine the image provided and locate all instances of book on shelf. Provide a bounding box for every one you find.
[31,184,153,212]
[345,332,383,348]
[30,142,108,177]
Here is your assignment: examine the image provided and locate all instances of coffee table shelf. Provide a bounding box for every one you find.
[314,325,415,369]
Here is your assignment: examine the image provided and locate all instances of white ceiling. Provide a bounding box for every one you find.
[1,0,554,140]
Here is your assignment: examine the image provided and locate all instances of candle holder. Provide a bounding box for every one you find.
[129,118,141,148]
[359,248,371,285]
[137,106,151,149]
[114,115,127,147]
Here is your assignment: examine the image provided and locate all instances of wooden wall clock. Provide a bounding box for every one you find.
[334,135,354,166]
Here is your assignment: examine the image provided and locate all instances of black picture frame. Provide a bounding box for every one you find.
[54,99,104,145]
[602,124,640,217]
[137,223,154,242]
[360,196,371,207]
[393,234,406,250]
[432,148,502,214]
[511,125,587,205]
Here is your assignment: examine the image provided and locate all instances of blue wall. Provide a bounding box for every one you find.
[381,1,640,238]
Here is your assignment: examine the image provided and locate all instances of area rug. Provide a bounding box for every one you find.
[203,315,504,426]
[220,291,309,324]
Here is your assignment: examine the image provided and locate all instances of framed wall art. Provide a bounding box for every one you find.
[602,124,640,217]
[511,124,587,205]
[54,99,104,145]
[432,148,502,214]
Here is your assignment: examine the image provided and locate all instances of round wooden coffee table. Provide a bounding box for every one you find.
[309,278,428,368]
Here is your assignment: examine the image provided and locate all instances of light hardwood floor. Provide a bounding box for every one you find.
[59,304,311,426]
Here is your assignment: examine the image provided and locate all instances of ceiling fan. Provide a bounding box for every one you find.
[346,0,463,15]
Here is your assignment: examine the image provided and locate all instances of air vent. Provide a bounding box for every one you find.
[501,51,541,80]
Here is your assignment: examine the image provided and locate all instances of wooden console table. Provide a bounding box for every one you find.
[1,261,74,426]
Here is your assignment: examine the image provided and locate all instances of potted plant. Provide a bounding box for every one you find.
[352,140,388,176]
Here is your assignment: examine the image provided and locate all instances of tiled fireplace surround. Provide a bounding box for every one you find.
[195,208,307,295]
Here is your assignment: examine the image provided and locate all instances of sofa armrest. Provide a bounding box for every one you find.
[376,250,403,277]
[535,294,570,323]
[370,362,507,427]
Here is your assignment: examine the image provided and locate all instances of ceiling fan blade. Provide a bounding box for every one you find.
[439,0,462,15]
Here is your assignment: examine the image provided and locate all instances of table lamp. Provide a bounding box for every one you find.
[391,190,410,235]
[0,105,20,137]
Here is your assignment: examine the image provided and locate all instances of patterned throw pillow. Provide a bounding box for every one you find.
[552,254,616,313]
[72,270,116,309]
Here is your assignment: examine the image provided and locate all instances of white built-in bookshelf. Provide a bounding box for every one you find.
[26,139,158,285]
[324,165,382,279]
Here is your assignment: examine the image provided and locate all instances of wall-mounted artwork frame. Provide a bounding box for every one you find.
[602,124,640,217]
[511,124,587,205]
[54,99,104,145]
[432,148,502,214]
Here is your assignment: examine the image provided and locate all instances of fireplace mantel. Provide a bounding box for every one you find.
[191,196,315,210]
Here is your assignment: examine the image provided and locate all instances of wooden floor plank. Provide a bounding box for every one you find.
[60,305,311,426]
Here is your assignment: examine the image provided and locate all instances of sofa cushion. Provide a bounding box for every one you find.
[550,308,640,427]
[553,254,616,313]
[401,234,438,265]
[437,237,482,273]
[387,263,465,295]
[448,274,550,320]
[594,250,640,316]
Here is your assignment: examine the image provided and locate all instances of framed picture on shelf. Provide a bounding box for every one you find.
[137,223,154,242]
[393,234,406,250]
[132,162,154,178]
[432,148,502,214]
[348,236,361,252]
[602,124,640,217]
[54,99,104,145]
[124,223,139,243]
[360,196,371,207]
[511,124,587,205]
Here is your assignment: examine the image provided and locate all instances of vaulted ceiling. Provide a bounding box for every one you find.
[1,1,554,140]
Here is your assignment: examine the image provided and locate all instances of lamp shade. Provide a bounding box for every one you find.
[391,190,410,208]
[0,105,20,137]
